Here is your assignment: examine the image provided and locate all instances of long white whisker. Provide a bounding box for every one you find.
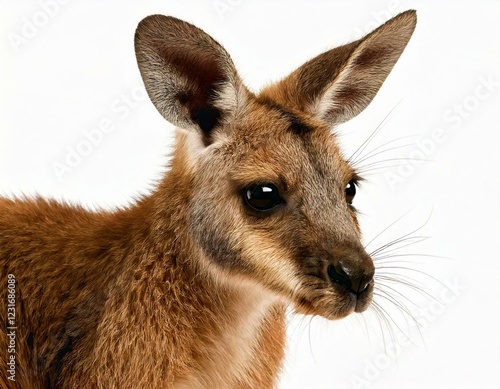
[347,101,402,164]
[364,210,414,249]
[352,142,417,168]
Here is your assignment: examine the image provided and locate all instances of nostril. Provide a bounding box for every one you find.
[355,270,374,294]
[358,280,371,294]
[359,267,375,294]
[327,264,352,290]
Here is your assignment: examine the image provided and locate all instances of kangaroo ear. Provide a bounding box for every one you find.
[135,15,248,144]
[260,10,417,125]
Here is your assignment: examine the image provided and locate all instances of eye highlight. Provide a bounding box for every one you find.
[244,183,283,212]
[345,180,357,204]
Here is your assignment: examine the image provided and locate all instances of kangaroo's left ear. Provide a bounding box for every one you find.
[260,10,417,126]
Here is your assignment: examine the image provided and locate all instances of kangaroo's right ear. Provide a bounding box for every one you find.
[135,15,248,145]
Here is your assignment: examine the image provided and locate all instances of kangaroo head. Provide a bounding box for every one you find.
[134,11,416,320]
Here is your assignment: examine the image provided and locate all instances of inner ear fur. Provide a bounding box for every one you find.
[260,10,417,126]
[135,15,247,144]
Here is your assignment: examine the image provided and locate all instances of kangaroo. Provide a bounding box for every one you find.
[0,10,417,389]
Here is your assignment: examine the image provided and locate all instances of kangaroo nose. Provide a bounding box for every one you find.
[327,258,374,294]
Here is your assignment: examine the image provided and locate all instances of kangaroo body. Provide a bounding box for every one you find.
[0,178,284,388]
[0,11,416,388]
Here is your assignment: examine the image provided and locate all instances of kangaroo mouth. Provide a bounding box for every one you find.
[292,277,374,320]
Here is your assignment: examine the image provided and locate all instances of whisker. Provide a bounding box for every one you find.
[364,208,440,356]
[347,101,402,164]
[371,237,431,257]
[350,134,417,161]
[370,235,430,257]
[370,294,408,344]
[375,273,439,303]
[374,253,451,262]
[356,165,414,175]
[352,142,417,168]
[374,281,420,308]
[374,288,421,332]
[373,291,422,345]
[364,210,414,249]
[368,210,434,256]
[375,273,425,289]
[376,265,450,292]
[355,156,433,170]
[370,300,396,352]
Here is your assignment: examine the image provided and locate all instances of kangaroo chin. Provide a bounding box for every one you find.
[0,10,416,388]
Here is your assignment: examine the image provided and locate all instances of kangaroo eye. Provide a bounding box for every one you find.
[345,180,356,204]
[244,183,283,211]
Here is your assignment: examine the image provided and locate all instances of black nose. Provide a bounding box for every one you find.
[327,261,373,294]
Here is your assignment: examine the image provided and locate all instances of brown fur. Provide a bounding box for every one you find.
[0,11,416,388]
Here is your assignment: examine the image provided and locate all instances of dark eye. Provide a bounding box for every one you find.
[244,183,283,211]
[345,180,356,204]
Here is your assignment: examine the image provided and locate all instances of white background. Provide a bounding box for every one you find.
[1,1,499,388]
